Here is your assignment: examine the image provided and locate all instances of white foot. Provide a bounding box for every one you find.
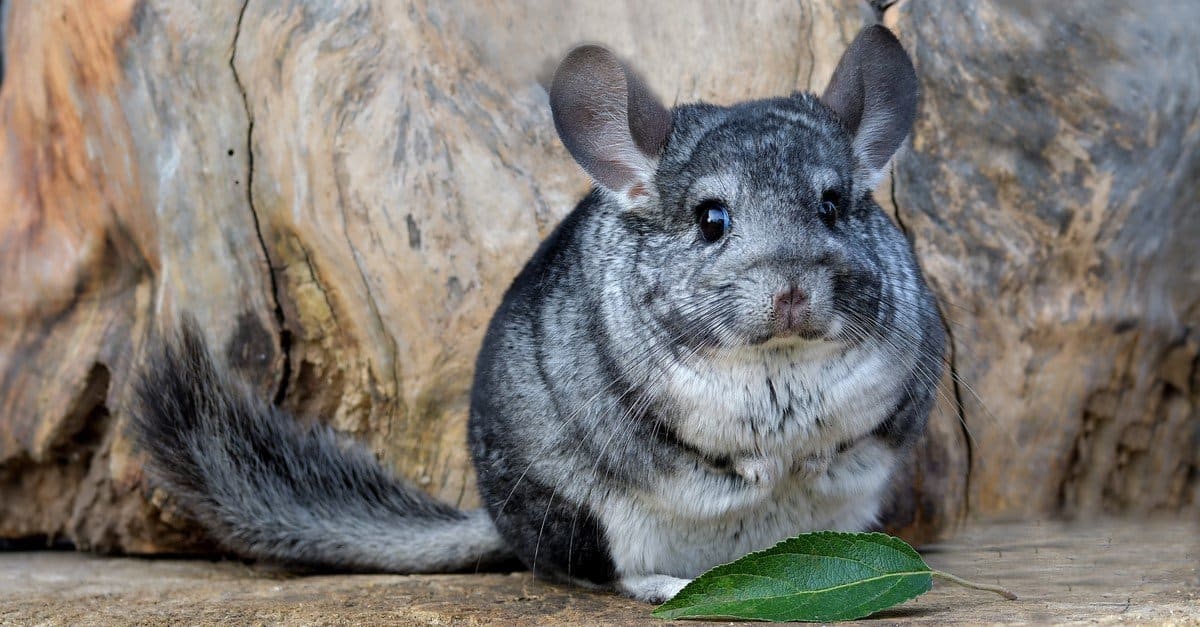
[618,574,692,604]
[734,456,783,487]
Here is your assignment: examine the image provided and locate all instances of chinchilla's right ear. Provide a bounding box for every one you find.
[550,45,672,202]
[821,25,919,192]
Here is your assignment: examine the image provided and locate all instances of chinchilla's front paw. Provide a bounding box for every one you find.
[733,456,783,488]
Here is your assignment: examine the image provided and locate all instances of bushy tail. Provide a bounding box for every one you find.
[129,317,514,572]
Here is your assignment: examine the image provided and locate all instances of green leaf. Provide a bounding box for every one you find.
[652,532,933,622]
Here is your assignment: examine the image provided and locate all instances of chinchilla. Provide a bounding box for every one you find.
[131,24,945,603]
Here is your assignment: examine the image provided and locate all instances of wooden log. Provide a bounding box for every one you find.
[887,0,1200,517]
[0,0,1194,556]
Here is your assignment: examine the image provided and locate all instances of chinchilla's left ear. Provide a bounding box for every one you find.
[550,45,672,202]
[821,25,918,191]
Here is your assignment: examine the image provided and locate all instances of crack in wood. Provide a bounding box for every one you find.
[230,0,292,406]
[889,163,974,519]
[0,0,7,87]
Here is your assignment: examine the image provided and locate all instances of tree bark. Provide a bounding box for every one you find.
[0,0,1194,554]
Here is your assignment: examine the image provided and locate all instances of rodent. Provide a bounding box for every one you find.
[131,25,945,603]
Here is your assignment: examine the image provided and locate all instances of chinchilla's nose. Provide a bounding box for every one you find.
[772,285,809,330]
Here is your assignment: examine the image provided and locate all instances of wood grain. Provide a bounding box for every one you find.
[0,0,1194,555]
[889,0,1200,518]
[1,519,1195,623]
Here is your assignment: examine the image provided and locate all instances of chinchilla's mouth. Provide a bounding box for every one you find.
[762,318,832,343]
[746,332,837,351]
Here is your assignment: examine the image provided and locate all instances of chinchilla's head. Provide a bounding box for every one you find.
[551,26,921,350]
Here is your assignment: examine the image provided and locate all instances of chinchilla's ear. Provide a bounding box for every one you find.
[821,25,918,191]
[551,45,672,200]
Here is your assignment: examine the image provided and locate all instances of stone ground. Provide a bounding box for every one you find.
[0,519,1196,625]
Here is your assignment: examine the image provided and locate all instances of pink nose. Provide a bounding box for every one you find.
[773,286,808,329]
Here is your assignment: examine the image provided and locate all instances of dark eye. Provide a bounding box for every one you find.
[818,190,841,227]
[695,199,730,243]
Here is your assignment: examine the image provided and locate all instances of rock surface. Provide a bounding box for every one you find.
[0,0,1196,554]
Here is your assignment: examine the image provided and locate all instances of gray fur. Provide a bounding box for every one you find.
[131,25,944,604]
[472,24,943,601]
[131,318,514,572]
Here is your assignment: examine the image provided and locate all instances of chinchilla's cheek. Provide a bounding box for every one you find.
[823,316,847,339]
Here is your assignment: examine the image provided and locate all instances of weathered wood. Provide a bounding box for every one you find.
[0,519,1196,623]
[0,0,1195,556]
[0,0,279,553]
[887,0,1200,517]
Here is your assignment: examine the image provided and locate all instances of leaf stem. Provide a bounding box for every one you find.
[932,570,1018,600]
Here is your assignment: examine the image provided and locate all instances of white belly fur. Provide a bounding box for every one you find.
[600,439,896,578]
[600,339,905,579]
